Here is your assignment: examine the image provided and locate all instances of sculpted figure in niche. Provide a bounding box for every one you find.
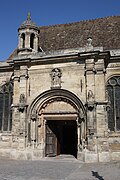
[50,68,62,88]
[88,90,94,102]
[19,94,26,104]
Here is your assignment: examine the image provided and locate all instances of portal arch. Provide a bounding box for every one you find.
[27,89,86,158]
[28,89,86,120]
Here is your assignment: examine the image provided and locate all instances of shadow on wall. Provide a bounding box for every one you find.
[91,171,104,180]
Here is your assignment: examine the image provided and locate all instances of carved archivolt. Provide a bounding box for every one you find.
[28,89,86,122]
[28,89,86,145]
[39,97,77,114]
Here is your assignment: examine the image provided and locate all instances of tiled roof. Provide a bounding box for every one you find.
[39,16,120,51]
[7,16,120,60]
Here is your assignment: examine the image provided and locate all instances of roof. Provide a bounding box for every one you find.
[8,15,120,60]
[19,12,39,31]
[39,16,120,51]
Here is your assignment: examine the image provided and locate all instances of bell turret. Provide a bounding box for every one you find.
[18,13,40,54]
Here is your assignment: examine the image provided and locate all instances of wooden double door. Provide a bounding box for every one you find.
[45,120,77,158]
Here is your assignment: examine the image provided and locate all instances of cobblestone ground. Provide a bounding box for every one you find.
[0,157,120,180]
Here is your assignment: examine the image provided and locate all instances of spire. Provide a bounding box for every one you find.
[27,12,31,21]
[19,12,38,28]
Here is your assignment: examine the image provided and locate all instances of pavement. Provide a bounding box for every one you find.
[0,156,120,180]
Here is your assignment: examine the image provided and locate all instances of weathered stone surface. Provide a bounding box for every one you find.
[0,15,120,163]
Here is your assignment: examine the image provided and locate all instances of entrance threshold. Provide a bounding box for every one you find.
[44,154,78,162]
[57,154,76,159]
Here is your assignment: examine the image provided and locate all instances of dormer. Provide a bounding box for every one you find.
[18,13,40,55]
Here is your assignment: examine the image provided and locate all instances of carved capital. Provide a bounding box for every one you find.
[30,114,37,121]
[14,76,20,82]
[88,128,96,136]
[18,104,26,113]
[86,102,95,111]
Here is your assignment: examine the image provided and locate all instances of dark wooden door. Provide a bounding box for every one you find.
[46,122,57,157]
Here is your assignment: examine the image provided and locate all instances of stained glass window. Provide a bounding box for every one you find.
[107,76,120,131]
[0,81,13,131]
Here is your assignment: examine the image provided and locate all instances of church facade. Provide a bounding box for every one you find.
[0,14,120,162]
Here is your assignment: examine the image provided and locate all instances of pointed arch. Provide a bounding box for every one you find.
[0,80,13,131]
[106,76,120,131]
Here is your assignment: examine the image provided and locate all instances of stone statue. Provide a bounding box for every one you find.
[19,94,26,104]
[88,90,94,101]
[50,68,62,88]
[85,37,93,51]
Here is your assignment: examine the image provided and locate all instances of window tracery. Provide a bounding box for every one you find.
[0,81,13,131]
[107,76,120,131]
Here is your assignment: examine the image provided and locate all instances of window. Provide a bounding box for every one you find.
[21,33,25,48]
[30,33,35,49]
[0,81,13,131]
[107,76,120,131]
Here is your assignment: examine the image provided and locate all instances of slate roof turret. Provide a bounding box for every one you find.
[8,15,120,60]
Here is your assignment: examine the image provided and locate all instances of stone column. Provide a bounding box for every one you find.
[76,118,80,151]
[25,32,30,49]
[34,34,38,52]
[43,119,47,157]
[36,108,44,149]
[30,114,37,148]
[18,33,22,49]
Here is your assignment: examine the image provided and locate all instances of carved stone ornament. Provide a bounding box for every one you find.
[18,94,26,113]
[87,38,92,46]
[87,102,95,111]
[19,94,26,104]
[88,90,94,102]
[79,108,84,120]
[18,105,25,113]
[30,114,37,121]
[50,68,62,88]
[85,37,93,51]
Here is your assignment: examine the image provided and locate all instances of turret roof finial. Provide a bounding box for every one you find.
[27,12,31,21]
[20,12,38,28]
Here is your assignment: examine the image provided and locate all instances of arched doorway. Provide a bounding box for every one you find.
[46,119,77,158]
[28,89,86,158]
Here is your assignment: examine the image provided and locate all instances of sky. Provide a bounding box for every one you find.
[0,0,120,61]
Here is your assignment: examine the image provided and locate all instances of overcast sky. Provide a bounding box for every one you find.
[0,0,120,61]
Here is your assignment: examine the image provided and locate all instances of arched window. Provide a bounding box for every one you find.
[30,33,35,49]
[0,81,13,131]
[21,33,25,48]
[107,76,120,131]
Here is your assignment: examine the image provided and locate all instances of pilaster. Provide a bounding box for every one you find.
[85,58,96,134]
[95,59,108,136]
[12,65,29,149]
